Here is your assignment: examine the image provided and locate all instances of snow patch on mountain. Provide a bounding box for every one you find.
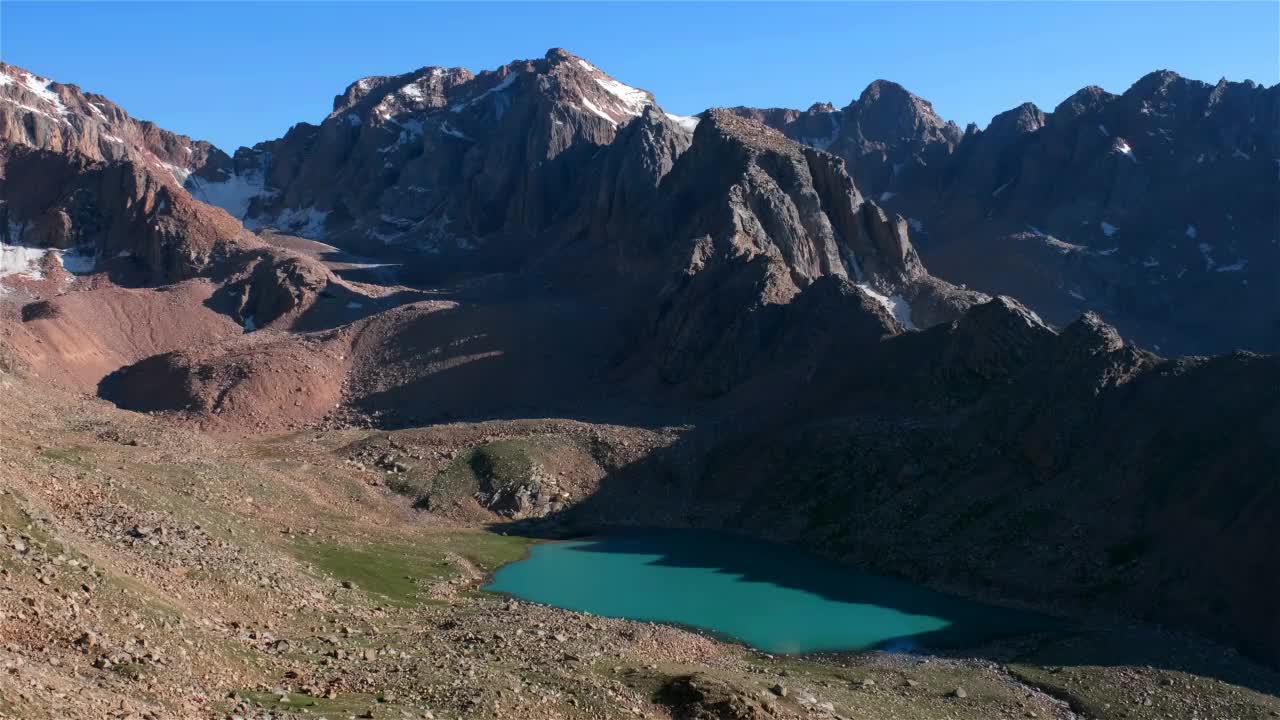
[1113,138,1138,162]
[0,96,69,124]
[451,72,519,113]
[856,283,916,330]
[0,241,49,280]
[274,207,330,238]
[1101,222,1118,237]
[580,98,617,127]
[594,76,650,116]
[1,240,95,280]
[18,72,66,116]
[59,247,97,274]
[664,112,700,133]
[163,163,192,185]
[399,84,426,102]
[380,118,424,152]
[186,169,270,221]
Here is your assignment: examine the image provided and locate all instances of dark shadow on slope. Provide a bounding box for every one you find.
[287,286,440,333]
[481,328,1280,694]
[346,289,681,429]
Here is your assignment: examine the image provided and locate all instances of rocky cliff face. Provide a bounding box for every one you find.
[624,109,982,393]
[732,71,1280,355]
[197,49,697,261]
[0,62,232,182]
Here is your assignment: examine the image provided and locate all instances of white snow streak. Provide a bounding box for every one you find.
[274,207,330,238]
[664,112,700,133]
[580,98,617,127]
[857,283,916,330]
[1113,138,1138,162]
[186,169,269,220]
[594,76,650,116]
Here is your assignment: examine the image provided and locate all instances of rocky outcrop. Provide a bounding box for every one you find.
[634,110,980,394]
[210,249,334,329]
[659,673,799,720]
[0,147,252,284]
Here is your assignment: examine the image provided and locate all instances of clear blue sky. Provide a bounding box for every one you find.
[2,2,1276,152]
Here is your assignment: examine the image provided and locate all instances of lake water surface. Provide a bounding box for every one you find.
[484,529,1048,654]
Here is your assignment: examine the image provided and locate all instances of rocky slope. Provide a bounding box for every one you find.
[9,370,1280,720]
[730,72,1280,355]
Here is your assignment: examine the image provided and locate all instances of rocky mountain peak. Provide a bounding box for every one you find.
[1060,311,1126,356]
[846,79,954,138]
[544,47,577,63]
[1050,85,1117,122]
[1125,68,1187,99]
[330,65,475,118]
[987,101,1047,137]
[854,79,915,107]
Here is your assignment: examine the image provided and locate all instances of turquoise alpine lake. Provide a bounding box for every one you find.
[484,529,1049,655]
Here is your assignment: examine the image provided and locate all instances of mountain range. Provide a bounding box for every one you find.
[1,48,1278,718]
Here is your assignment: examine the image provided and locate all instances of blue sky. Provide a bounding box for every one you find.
[2,2,1276,151]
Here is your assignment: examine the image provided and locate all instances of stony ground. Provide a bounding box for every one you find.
[1,368,1278,720]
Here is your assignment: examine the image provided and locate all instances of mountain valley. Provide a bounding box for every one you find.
[1,47,1278,720]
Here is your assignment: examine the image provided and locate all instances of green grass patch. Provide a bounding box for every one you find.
[292,531,532,607]
[38,446,96,472]
[396,438,559,509]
